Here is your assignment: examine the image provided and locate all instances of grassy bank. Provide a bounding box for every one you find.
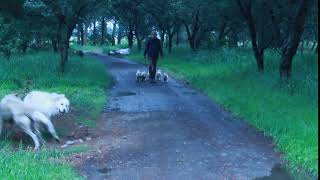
[127,46,318,175]
[0,51,111,179]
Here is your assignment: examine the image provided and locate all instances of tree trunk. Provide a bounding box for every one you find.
[176,25,180,46]
[253,48,264,71]
[111,21,116,46]
[168,33,173,53]
[80,23,84,45]
[280,0,309,78]
[83,23,88,45]
[117,23,123,45]
[128,23,134,48]
[136,33,142,50]
[160,30,165,46]
[218,22,227,46]
[56,14,78,73]
[93,20,97,45]
[229,29,238,47]
[300,41,304,54]
[59,42,68,73]
[52,38,58,52]
[21,40,28,54]
[77,24,81,44]
[184,24,196,51]
[101,17,105,45]
[236,0,264,72]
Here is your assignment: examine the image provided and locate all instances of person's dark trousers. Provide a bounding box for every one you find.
[148,56,158,80]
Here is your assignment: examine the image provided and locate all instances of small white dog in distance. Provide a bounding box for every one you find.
[163,73,169,82]
[141,71,148,82]
[0,94,42,150]
[136,70,142,82]
[23,91,70,141]
[156,70,162,81]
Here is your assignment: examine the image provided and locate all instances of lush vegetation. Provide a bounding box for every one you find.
[0,0,318,178]
[127,46,318,175]
[0,51,111,179]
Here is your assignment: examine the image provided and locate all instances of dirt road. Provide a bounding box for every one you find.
[77,53,291,180]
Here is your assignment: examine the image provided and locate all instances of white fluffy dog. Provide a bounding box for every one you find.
[156,70,162,81]
[0,94,42,149]
[136,70,142,82]
[23,91,70,141]
[141,71,148,82]
[163,73,169,82]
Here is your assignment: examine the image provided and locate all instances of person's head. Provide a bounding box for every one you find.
[151,31,157,38]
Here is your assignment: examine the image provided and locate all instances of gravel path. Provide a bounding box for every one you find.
[77,53,292,180]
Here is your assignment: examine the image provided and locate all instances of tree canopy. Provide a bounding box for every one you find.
[0,0,317,77]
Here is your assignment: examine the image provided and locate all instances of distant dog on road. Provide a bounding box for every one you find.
[136,70,142,82]
[163,73,169,82]
[156,70,162,81]
[23,91,70,142]
[141,71,148,82]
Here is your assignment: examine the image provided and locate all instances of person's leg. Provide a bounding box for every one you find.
[151,58,158,80]
[148,58,153,79]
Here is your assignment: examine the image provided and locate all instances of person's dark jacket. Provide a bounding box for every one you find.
[144,37,163,59]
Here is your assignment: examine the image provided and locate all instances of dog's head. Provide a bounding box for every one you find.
[53,94,70,114]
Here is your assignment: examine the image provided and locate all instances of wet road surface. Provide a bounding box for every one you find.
[78,53,291,180]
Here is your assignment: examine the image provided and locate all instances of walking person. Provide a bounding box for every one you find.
[144,31,163,83]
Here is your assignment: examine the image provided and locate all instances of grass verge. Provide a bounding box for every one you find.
[127,45,318,176]
[0,51,111,179]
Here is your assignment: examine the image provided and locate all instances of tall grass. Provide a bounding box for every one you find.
[0,51,111,126]
[128,46,318,175]
[0,144,86,179]
[0,51,111,179]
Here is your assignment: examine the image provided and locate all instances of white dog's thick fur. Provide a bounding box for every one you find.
[0,94,42,149]
[24,91,70,117]
[23,91,70,141]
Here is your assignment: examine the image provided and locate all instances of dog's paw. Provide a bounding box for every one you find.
[55,137,62,143]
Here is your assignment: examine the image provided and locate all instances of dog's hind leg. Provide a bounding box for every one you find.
[32,122,46,145]
[14,115,40,150]
[32,112,60,141]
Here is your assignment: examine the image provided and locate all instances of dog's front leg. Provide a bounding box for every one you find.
[33,122,46,145]
[32,112,61,142]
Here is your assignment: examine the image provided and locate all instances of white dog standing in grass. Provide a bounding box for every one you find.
[23,91,70,142]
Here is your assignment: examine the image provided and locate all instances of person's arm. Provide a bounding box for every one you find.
[144,39,150,58]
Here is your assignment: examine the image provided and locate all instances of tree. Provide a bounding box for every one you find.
[40,0,107,73]
[279,0,310,78]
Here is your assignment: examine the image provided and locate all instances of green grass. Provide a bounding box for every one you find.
[127,45,318,176]
[0,143,86,180]
[0,51,111,179]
